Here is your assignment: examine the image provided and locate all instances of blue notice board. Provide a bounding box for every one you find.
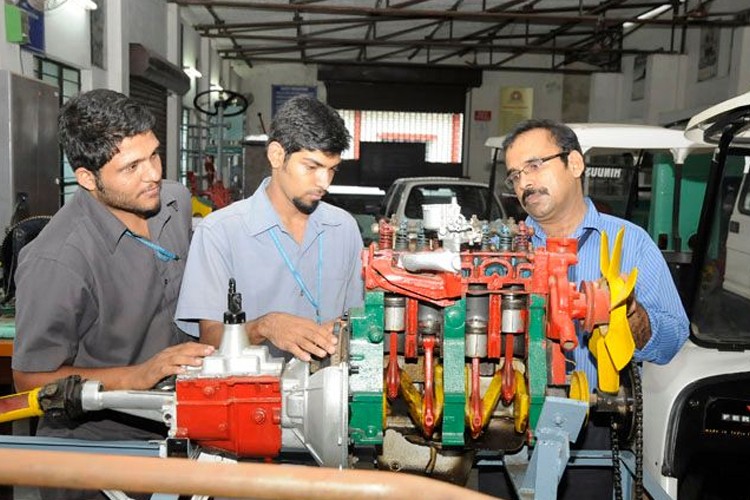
[18,0,45,54]
[272,85,317,117]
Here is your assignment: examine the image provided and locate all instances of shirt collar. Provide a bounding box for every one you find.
[527,197,601,243]
[75,184,180,254]
[245,176,342,237]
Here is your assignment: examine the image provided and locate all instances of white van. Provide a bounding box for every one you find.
[724,171,750,299]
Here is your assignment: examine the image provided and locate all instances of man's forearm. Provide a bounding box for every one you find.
[13,365,139,392]
[628,300,651,349]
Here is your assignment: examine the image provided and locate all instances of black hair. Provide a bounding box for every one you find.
[59,89,156,172]
[267,95,350,155]
[501,119,583,165]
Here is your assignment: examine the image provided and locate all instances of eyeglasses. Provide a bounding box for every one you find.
[504,151,569,189]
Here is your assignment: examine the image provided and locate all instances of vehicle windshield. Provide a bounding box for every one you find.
[404,184,503,220]
[688,150,750,348]
[323,186,384,246]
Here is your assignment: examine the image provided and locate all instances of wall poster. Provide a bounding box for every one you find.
[698,26,719,82]
[271,85,317,117]
[499,87,533,135]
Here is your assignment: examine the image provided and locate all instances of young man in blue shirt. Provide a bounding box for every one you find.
[176,96,363,360]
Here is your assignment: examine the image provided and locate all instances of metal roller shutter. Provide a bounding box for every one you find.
[129,76,168,175]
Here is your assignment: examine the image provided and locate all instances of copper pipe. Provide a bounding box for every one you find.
[0,449,496,499]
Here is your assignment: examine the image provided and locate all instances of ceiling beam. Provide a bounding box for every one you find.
[217,55,617,74]
[172,0,745,28]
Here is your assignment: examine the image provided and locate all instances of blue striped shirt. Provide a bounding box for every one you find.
[526,198,690,389]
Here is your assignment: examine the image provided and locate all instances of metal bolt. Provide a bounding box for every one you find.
[254,408,267,424]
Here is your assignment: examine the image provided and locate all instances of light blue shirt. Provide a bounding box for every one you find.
[526,198,690,388]
[176,177,364,358]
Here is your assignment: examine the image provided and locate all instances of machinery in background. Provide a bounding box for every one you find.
[0,199,643,499]
[185,88,249,216]
[0,216,51,312]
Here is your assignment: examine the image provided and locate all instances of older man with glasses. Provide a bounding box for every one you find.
[487,118,689,500]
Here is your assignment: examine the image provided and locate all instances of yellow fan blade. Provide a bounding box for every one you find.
[590,327,603,359]
[610,269,638,310]
[594,227,638,394]
[600,231,610,278]
[607,226,624,281]
[604,304,635,371]
[596,333,620,394]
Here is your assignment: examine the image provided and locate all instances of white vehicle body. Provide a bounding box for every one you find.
[485,123,711,163]
[723,172,750,299]
[642,91,750,499]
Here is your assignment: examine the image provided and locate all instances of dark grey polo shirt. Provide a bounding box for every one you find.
[12,180,191,440]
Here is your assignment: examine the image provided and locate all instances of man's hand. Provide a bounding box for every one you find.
[126,342,215,390]
[251,312,338,362]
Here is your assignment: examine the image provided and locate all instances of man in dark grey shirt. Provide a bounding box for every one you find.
[11,89,214,500]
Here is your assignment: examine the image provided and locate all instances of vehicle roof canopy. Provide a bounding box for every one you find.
[485,123,713,164]
[685,91,750,147]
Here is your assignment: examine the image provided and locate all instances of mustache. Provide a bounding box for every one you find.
[521,187,548,204]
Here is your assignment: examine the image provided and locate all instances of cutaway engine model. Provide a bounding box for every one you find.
[0,198,641,496]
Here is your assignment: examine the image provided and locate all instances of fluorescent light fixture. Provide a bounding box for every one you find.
[243,134,269,142]
[327,185,386,195]
[72,0,98,10]
[183,66,203,79]
[623,1,682,29]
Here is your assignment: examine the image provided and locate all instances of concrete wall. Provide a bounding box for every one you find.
[465,68,564,183]
[238,63,323,136]
[590,0,750,126]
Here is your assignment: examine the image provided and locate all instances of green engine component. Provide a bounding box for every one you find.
[441,299,466,447]
[348,291,385,446]
[526,293,547,431]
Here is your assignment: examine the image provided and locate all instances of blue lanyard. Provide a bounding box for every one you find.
[269,227,323,324]
[125,230,179,262]
[568,228,594,284]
